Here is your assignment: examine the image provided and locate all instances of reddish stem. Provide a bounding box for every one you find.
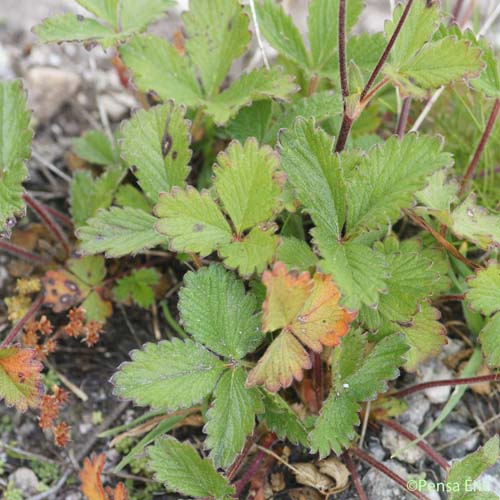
[438,294,465,302]
[459,98,500,196]
[351,446,430,500]
[1,293,44,348]
[380,419,449,471]
[397,97,412,139]
[43,204,73,229]
[0,239,50,265]
[23,193,70,257]
[342,451,367,500]
[335,115,353,152]
[360,0,415,102]
[451,0,464,23]
[312,352,323,412]
[338,0,348,100]
[308,74,319,96]
[392,373,500,399]
[227,433,258,482]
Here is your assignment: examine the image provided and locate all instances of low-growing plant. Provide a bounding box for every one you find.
[2,0,500,498]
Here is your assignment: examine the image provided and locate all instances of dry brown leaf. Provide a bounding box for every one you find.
[288,487,323,500]
[470,363,492,395]
[318,457,350,493]
[293,463,333,493]
[270,472,286,492]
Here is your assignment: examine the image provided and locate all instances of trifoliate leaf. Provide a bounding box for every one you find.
[277,236,319,272]
[114,268,160,308]
[214,139,282,233]
[73,129,117,166]
[255,0,309,68]
[219,225,279,276]
[247,263,356,392]
[114,185,152,212]
[466,263,500,316]
[179,264,262,359]
[479,313,500,369]
[260,391,309,446]
[34,14,120,48]
[314,229,388,310]
[204,367,263,468]
[0,347,43,412]
[450,194,500,249]
[120,34,202,106]
[346,134,453,235]
[309,391,359,456]
[446,436,500,500]
[119,0,174,33]
[148,437,234,499]
[183,0,250,97]
[308,0,363,70]
[0,80,32,233]
[113,339,225,409]
[385,0,440,67]
[70,167,124,227]
[279,118,346,237]
[121,103,191,203]
[155,187,232,256]
[77,207,167,257]
[205,67,297,125]
[385,37,483,99]
[403,303,446,371]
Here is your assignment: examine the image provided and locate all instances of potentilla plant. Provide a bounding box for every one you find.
[1,0,500,498]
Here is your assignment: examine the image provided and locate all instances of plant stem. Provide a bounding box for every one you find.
[160,301,188,339]
[351,446,430,500]
[451,0,464,23]
[0,240,50,265]
[380,419,449,471]
[403,209,480,270]
[43,204,74,229]
[342,452,367,500]
[312,352,323,412]
[227,433,258,481]
[339,0,348,100]
[392,373,500,399]
[23,193,70,257]
[360,0,415,102]
[335,115,353,153]
[307,74,319,96]
[396,97,412,139]
[459,98,500,196]
[0,294,44,348]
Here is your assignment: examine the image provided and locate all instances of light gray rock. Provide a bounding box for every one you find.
[399,393,431,428]
[363,460,410,499]
[8,467,39,496]
[438,423,480,459]
[381,424,426,464]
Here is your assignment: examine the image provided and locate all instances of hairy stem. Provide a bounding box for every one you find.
[43,204,74,229]
[351,446,430,500]
[342,451,367,500]
[1,293,44,348]
[392,373,500,399]
[360,0,415,102]
[338,0,349,100]
[0,240,50,265]
[380,419,449,471]
[396,97,412,139]
[23,193,70,257]
[335,114,353,152]
[459,98,500,196]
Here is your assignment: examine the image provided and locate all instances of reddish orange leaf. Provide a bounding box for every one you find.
[247,263,356,392]
[0,346,43,411]
[42,270,85,313]
[80,453,128,500]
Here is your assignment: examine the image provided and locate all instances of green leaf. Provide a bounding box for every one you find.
[385,37,483,98]
[120,35,202,106]
[113,339,225,409]
[183,0,250,96]
[277,236,319,272]
[403,302,446,371]
[466,263,500,316]
[214,139,282,233]
[68,255,107,286]
[204,67,297,125]
[178,264,262,359]
[155,187,232,256]
[114,268,160,308]
[34,14,120,48]
[77,0,118,25]
[224,100,273,144]
[119,0,174,33]
[315,230,388,310]
[479,313,500,369]
[70,167,124,227]
[470,39,500,99]
[0,80,32,233]
[333,328,365,381]
[77,207,167,257]
[205,367,263,468]
[260,391,309,446]
[114,185,152,212]
[121,103,191,203]
[346,134,453,235]
[279,118,346,237]
[219,225,279,276]
[73,130,117,166]
[450,194,500,249]
[148,437,234,499]
[308,0,362,70]
[309,391,359,457]
[386,0,440,67]
[447,436,500,500]
[255,0,309,68]
[81,290,112,322]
